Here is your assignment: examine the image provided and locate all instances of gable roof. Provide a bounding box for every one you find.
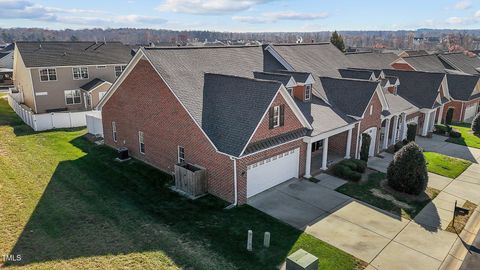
[253,71,294,87]
[345,52,399,69]
[338,68,374,80]
[16,41,134,68]
[319,77,380,118]
[384,92,418,115]
[346,67,383,79]
[383,69,446,109]
[400,54,449,73]
[202,73,283,157]
[142,45,281,125]
[274,70,312,83]
[80,78,110,91]
[438,52,480,75]
[446,74,480,101]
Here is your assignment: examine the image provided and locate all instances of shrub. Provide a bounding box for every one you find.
[332,163,362,181]
[472,113,480,136]
[387,142,428,195]
[360,133,371,162]
[407,123,417,142]
[341,160,357,171]
[449,129,461,138]
[394,141,405,152]
[349,159,367,173]
[434,124,450,135]
[446,109,454,125]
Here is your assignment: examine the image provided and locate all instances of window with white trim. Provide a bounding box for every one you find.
[178,146,185,163]
[369,105,373,115]
[115,65,127,77]
[112,121,117,142]
[138,131,145,154]
[287,87,293,96]
[273,105,280,127]
[73,67,89,80]
[39,68,57,81]
[305,84,312,100]
[99,91,107,100]
[64,89,81,105]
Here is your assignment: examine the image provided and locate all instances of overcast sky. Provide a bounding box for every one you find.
[0,0,479,31]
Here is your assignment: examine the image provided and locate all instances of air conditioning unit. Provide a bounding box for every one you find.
[117,147,130,161]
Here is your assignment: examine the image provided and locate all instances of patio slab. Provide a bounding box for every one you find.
[248,188,327,229]
[370,241,442,270]
[393,222,457,261]
[443,180,480,204]
[331,201,409,239]
[313,173,348,190]
[305,214,391,263]
[413,202,453,230]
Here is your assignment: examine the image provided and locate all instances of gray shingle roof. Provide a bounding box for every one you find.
[244,128,307,155]
[143,46,281,125]
[338,68,374,80]
[274,70,311,83]
[202,73,282,157]
[401,54,449,73]
[438,53,480,75]
[345,52,399,69]
[16,41,133,68]
[80,78,109,91]
[446,74,480,101]
[346,67,383,78]
[383,69,445,109]
[319,77,379,118]
[384,92,418,115]
[253,71,293,86]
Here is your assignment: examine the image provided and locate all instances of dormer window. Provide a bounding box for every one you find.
[287,87,293,96]
[273,106,280,127]
[269,105,285,129]
[305,84,312,101]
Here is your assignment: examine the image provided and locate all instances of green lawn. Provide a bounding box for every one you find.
[424,152,472,179]
[446,124,480,149]
[336,172,439,220]
[0,96,363,270]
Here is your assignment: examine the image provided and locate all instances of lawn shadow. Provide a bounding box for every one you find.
[5,136,310,270]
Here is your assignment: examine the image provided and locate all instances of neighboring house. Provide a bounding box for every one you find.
[344,52,399,69]
[383,69,450,136]
[0,43,14,85]
[12,41,133,114]
[440,74,480,123]
[391,54,453,73]
[438,52,480,75]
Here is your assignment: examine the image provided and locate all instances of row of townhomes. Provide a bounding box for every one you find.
[8,41,480,205]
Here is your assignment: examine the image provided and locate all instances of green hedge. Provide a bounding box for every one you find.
[331,159,365,181]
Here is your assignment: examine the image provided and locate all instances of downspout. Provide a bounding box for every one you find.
[226,157,238,209]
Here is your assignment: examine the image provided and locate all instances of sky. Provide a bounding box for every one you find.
[0,0,479,32]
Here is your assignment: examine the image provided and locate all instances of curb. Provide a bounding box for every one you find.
[441,207,480,269]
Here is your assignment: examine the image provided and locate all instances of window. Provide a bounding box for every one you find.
[72,67,89,80]
[112,122,117,142]
[138,131,145,154]
[64,90,81,105]
[96,65,106,69]
[273,106,280,127]
[287,87,293,96]
[98,91,107,100]
[115,65,127,77]
[305,84,312,100]
[178,146,185,163]
[39,68,57,81]
[369,105,373,115]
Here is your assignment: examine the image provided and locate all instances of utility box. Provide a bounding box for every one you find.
[117,147,129,161]
[174,163,207,198]
[286,249,318,270]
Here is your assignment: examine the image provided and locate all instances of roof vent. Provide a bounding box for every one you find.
[39,44,42,49]
[63,52,67,56]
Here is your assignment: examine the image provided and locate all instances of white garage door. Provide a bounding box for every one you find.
[247,148,300,198]
[464,103,478,123]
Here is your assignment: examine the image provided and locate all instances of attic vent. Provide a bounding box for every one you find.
[63,52,67,56]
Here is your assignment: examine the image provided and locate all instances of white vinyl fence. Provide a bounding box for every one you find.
[8,94,90,131]
[86,110,103,137]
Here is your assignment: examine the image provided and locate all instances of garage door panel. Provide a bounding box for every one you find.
[464,103,478,123]
[247,148,299,198]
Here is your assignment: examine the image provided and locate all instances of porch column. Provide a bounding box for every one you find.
[437,104,444,124]
[321,137,329,170]
[391,116,399,145]
[422,111,430,136]
[383,118,391,149]
[345,129,352,158]
[429,111,436,132]
[401,113,408,140]
[304,142,312,178]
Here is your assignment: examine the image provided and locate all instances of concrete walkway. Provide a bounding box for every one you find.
[416,135,480,163]
[249,162,480,269]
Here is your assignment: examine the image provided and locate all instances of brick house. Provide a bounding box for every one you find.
[439,74,480,124]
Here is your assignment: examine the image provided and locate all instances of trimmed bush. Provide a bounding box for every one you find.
[350,159,367,173]
[387,142,428,195]
[472,113,480,136]
[449,129,461,138]
[394,141,404,152]
[407,123,417,142]
[434,124,451,135]
[332,161,362,181]
[360,133,371,162]
[446,109,454,125]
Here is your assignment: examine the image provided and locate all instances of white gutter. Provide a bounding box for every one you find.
[226,157,238,209]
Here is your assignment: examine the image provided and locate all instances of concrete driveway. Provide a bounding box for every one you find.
[416,135,480,163]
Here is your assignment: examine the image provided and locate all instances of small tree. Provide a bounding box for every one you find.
[407,123,417,142]
[330,31,345,52]
[445,108,454,125]
[472,113,480,136]
[387,142,428,195]
[360,133,371,162]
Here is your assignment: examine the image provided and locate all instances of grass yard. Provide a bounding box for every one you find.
[446,123,480,149]
[336,172,439,220]
[424,152,472,179]
[0,95,363,270]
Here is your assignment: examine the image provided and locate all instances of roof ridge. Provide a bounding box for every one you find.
[204,72,282,85]
[144,44,261,50]
[320,76,379,84]
[383,68,445,76]
[16,41,123,44]
[253,71,292,77]
[271,42,330,46]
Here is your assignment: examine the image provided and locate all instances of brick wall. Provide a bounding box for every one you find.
[391,62,415,71]
[236,140,306,204]
[250,93,305,144]
[292,85,306,101]
[357,92,383,156]
[102,60,235,203]
[441,99,480,123]
[329,130,348,157]
[407,111,424,134]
